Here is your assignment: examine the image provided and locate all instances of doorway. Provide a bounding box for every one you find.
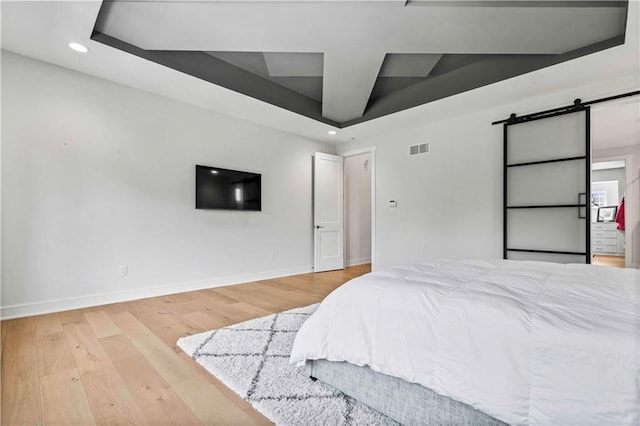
[590,96,640,268]
[343,148,375,269]
[344,151,372,267]
[312,148,376,272]
[591,160,628,267]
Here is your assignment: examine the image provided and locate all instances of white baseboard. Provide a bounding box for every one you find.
[346,257,371,267]
[0,266,313,320]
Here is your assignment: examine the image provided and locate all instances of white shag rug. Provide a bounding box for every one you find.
[177,304,397,426]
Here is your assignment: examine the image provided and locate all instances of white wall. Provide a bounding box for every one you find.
[592,167,625,204]
[1,51,335,318]
[592,181,619,208]
[344,152,371,266]
[338,59,638,268]
[593,145,640,265]
[591,99,639,150]
[341,110,504,267]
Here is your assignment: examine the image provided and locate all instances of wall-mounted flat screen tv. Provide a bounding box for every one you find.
[195,165,262,211]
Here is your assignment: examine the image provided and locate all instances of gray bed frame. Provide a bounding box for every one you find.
[305,359,506,425]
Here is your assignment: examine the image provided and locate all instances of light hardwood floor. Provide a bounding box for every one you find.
[1,264,370,425]
[592,255,625,268]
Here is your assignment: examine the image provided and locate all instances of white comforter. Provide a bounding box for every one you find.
[290,259,639,425]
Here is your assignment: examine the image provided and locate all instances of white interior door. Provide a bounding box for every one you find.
[314,152,344,272]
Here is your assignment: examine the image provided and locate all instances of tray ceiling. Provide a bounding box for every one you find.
[92,0,628,128]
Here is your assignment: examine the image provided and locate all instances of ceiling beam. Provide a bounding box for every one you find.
[322,50,386,122]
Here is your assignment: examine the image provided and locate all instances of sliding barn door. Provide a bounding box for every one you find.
[504,107,591,264]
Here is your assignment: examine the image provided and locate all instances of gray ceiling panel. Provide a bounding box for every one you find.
[369,77,426,102]
[348,35,625,126]
[428,54,490,78]
[263,53,323,77]
[205,51,322,102]
[379,54,442,77]
[90,32,339,126]
[205,52,269,78]
[270,76,323,102]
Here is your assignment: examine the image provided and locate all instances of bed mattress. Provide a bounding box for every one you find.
[290,259,640,425]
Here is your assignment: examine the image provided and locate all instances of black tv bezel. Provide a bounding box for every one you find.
[195,164,262,212]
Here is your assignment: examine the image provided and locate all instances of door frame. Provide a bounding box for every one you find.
[341,147,376,270]
[591,154,635,268]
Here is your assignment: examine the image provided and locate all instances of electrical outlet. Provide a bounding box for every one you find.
[269,253,276,262]
[119,265,128,277]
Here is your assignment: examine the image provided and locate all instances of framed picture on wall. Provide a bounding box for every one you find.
[597,206,618,222]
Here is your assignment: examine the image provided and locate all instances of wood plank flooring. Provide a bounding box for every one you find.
[1,264,370,425]
[592,255,625,268]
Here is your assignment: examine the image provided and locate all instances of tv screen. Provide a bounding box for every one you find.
[195,165,262,211]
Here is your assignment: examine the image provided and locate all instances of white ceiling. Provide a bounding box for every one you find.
[99,1,623,53]
[1,1,639,145]
[98,0,626,122]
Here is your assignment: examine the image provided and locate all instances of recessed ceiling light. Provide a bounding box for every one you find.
[328,130,337,135]
[68,42,88,53]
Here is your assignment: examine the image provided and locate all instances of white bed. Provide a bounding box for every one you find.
[290,259,640,425]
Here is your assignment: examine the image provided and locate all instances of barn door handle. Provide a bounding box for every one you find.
[578,192,586,219]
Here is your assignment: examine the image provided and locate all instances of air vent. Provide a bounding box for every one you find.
[410,143,430,156]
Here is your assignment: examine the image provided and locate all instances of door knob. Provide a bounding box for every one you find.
[315,225,324,229]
